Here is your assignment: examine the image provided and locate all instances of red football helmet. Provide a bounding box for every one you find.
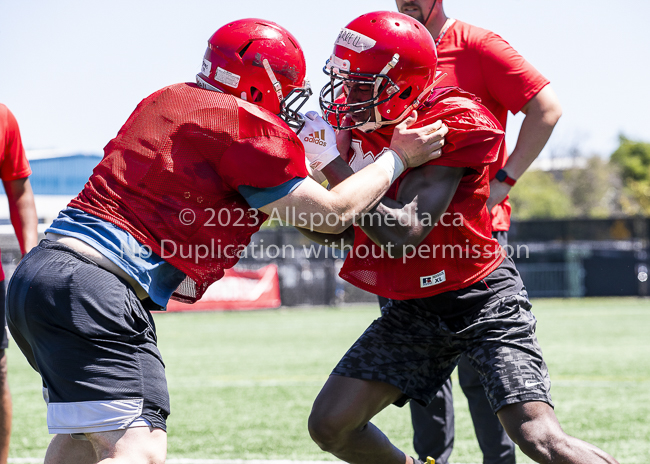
[197,18,312,131]
[320,11,438,132]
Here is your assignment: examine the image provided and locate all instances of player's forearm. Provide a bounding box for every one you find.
[296,226,354,248]
[261,162,395,235]
[320,157,354,187]
[323,163,395,230]
[358,200,446,257]
[504,86,562,179]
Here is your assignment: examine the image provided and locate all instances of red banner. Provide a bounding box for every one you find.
[166,264,281,312]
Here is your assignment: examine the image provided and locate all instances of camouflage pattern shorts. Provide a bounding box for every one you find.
[332,285,553,413]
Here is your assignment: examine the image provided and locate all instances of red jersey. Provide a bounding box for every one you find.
[436,20,550,231]
[70,83,307,302]
[340,87,505,299]
[1,104,33,281]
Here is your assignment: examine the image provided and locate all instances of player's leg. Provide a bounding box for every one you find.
[458,230,516,464]
[309,375,407,464]
[0,281,11,464]
[44,427,166,464]
[87,427,166,463]
[461,258,618,464]
[457,356,515,464]
[309,298,459,464]
[45,434,96,464]
[497,401,618,464]
[378,296,455,464]
[409,380,454,464]
[6,241,170,464]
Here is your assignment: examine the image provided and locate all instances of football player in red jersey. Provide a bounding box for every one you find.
[5,18,445,464]
[304,11,618,464]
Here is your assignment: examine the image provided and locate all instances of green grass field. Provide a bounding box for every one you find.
[7,298,650,463]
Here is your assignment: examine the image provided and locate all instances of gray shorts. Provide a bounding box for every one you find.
[332,258,553,413]
[6,240,170,434]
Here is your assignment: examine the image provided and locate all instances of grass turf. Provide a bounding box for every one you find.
[7,297,650,463]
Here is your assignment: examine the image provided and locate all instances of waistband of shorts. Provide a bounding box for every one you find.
[37,239,100,267]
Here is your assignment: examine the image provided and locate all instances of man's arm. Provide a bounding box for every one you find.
[3,177,38,255]
[487,85,562,210]
[260,113,445,234]
[296,226,355,249]
[356,165,465,257]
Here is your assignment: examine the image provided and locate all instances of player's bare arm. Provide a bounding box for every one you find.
[389,115,447,169]
[261,112,447,234]
[292,157,356,246]
[296,226,355,249]
[359,165,465,257]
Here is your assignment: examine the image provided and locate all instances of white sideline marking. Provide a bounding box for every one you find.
[7,461,336,464]
[9,460,482,464]
[168,461,334,464]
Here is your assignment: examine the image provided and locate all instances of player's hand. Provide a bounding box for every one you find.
[389,111,447,169]
[297,111,340,171]
[486,178,511,212]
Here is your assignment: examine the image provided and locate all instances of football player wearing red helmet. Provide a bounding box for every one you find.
[306,11,617,464]
[6,18,446,464]
[196,18,312,131]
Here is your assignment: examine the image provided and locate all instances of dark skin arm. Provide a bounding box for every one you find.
[297,160,465,258]
[356,164,465,258]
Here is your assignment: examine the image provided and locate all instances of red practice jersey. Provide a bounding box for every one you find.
[436,20,550,231]
[340,87,505,300]
[0,104,32,281]
[70,83,307,302]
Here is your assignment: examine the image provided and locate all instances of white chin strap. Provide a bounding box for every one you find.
[356,54,400,132]
[263,59,285,106]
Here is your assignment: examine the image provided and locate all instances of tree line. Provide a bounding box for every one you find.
[509,136,650,219]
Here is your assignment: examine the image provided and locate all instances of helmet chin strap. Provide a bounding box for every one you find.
[359,54,400,132]
[263,59,285,106]
[423,0,438,27]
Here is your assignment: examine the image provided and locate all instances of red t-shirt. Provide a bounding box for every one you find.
[339,87,505,299]
[0,104,33,281]
[436,20,550,231]
[70,84,307,302]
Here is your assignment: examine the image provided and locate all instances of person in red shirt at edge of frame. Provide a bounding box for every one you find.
[4,18,446,464]
[390,1,563,463]
[0,104,39,464]
[301,11,617,464]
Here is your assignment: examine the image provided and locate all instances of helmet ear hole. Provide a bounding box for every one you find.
[398,86,412,100]
[238,41,253,59]
[250,87,263,102]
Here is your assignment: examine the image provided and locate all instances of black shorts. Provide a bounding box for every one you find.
[6,240,170,434]
[0,282,8,350]
[332,258,553,413]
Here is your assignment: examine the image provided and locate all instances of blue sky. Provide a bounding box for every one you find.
[1,0,648,159]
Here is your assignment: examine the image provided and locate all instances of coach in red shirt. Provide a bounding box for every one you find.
[395,2,562,463]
